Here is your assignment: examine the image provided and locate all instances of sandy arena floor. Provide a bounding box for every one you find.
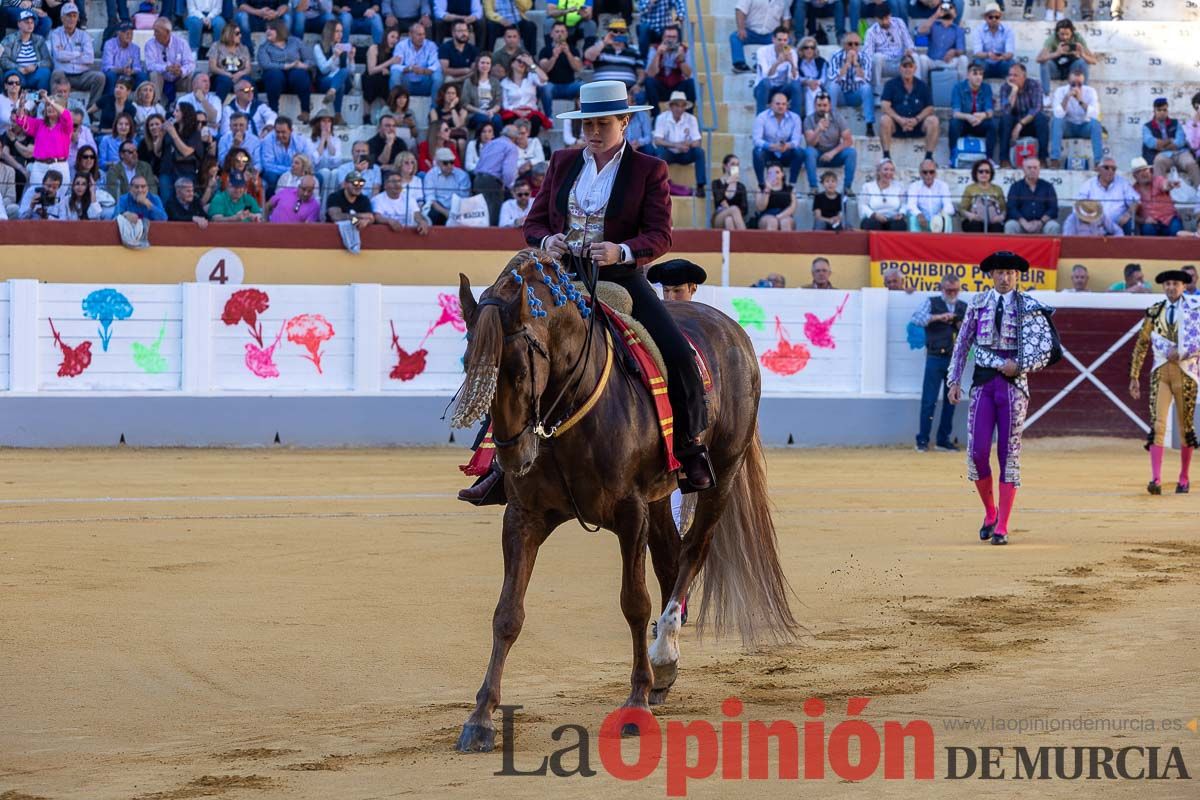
[1,442,1198,799]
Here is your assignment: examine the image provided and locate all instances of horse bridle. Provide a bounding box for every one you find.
[476,297,551,448]
[478,258,602,448]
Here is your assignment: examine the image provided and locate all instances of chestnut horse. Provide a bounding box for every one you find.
[452,251,796,752]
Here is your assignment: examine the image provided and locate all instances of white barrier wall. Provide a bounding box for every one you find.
[0,281,1162,399]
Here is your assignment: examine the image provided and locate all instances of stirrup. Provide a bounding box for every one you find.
[676,444,717,495]
[458,469,508,507]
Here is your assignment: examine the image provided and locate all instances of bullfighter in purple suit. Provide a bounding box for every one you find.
[947,251,1059,545]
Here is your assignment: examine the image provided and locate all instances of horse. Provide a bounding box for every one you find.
[452,250,797,753]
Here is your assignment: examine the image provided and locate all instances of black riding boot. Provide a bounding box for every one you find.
[604,267,714,492]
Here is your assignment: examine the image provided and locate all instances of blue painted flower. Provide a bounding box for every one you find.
[82,288,134,352]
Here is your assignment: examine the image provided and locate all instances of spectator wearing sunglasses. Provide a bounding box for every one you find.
[969,3,1014,80]
[105,137,158,197]
[1077,156,1139,234]
[498,177,532,226]
[823,30,875,136]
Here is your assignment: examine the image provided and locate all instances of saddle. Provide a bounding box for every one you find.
[585,281,714,479]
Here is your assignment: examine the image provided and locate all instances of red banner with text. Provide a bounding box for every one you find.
[868,232,1061,292]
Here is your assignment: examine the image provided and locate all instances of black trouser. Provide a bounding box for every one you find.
[473,173,505,225]
[604,266,708,447]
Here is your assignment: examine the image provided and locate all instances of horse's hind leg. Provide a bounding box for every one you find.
[615,499,655,734]
[645,498,680,705]
[456,504,555,753]
[648,468,737,695]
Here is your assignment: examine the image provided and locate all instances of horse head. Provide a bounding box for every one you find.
[454,249,592,476]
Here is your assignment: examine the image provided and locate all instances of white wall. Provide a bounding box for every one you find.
[0,281,1163,399]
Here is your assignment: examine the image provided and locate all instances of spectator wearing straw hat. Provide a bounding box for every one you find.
[1077,155,1138,234]
[1062,198,1121,237]
[584,18,643,90]
[969,3,1014,80]
[1130,156,1183,237]
[652,90,705,196]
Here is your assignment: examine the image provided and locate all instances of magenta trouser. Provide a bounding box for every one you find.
[967,372,1030,486]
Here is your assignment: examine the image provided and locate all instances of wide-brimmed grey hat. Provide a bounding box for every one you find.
[557,80,653,120]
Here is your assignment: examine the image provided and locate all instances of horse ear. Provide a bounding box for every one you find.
[458,273,477,327]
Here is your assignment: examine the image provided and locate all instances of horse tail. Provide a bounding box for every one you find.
[696,427,798,646]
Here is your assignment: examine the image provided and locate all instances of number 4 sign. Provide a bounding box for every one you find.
[195,248,245,285]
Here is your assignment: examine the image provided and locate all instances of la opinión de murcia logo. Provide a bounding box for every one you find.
[492,698,1193,795]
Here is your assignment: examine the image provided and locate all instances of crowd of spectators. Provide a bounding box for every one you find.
[733,0,1200,236]
[1,0,1199,238]
[0,0,708,231]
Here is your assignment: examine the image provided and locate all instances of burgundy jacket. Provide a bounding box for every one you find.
[523,146,673,267]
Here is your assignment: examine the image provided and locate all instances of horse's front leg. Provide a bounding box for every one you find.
[615,500,654,735]
[457,503,552,753]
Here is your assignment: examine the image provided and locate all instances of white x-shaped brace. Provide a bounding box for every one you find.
[1024,321,1151,434]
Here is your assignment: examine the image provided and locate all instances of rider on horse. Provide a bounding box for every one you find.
[458,80,714,503]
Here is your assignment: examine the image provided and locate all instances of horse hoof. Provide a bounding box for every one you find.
[455,723,496,753]
[649,684,674,706]
[651,660,677,691]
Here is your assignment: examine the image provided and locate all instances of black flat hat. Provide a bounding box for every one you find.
[647,259,708,287]
[1155,269,1191,284]
[979,251,1030,274]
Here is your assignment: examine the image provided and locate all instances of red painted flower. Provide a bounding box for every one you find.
[760,316,810,376]
[48,318,93,378]
[390,346,428,381]
[221,289,270,346]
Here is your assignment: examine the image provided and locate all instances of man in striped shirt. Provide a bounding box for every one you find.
[823,30,875,135]
[584,19,643,90]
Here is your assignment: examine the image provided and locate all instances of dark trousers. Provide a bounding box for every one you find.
[605,267,708,447]
[996,111,1048,163]
[948,118,996,162]
[262,67,311,113]
[472,173,504,225]
[917,353,955,448]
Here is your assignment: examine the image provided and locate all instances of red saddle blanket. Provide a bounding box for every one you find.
[460,304,712,477]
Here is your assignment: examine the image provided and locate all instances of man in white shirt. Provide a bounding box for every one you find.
[905,158,953,232]
[753,26,798,113]
[652,91,705,196]
[175,72,223,137]
[220,79,277,137]
[1078,156,1140,234]
[731,0,790,72]
[1048,65,1101,169]
[372,171,431,233]
[498,178,533,226]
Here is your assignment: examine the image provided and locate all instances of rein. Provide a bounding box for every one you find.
[480,271,612,448]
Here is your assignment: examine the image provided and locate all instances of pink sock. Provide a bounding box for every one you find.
[1181,447,1193,487]
[1150,445,1164,484]
[975,477,997,525]
[997,483,1017,535]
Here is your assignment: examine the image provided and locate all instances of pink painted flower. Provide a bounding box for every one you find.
[285,314,335,374]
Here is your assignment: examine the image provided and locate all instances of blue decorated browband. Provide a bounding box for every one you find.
[510,262,591,320]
